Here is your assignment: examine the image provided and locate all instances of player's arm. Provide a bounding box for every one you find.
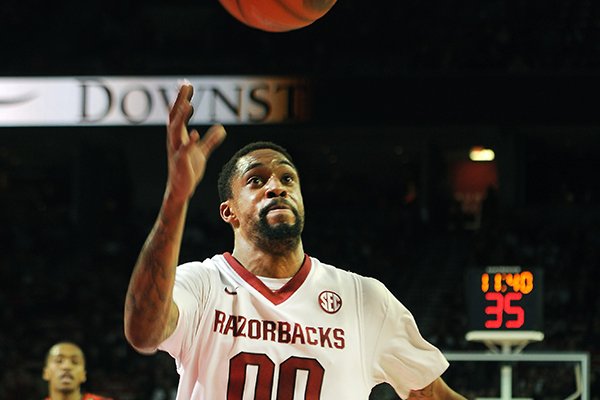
[123,83,226,353]
[407,377,466,400]
[123,193,187,353]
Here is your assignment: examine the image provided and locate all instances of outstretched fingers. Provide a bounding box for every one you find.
[167,84,194,153]
[199,124,227,158]
[168,83,193,122]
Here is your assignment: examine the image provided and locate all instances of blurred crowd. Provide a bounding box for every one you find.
[0,134,599,400]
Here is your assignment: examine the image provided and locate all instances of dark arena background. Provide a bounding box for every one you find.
[1,1,600,399]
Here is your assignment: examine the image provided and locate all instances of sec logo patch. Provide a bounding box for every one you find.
[318,291,342,314]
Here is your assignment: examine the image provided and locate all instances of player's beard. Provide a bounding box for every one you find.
[254,201,304,254]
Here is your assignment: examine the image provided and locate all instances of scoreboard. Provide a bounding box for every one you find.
[466,266,543,332]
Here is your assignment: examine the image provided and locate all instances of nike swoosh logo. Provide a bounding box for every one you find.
[224,287,238,295]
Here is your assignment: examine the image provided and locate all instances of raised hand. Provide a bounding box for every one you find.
[166,83,226,203]
[124,83,226,352]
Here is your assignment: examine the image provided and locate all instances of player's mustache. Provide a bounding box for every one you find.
[259,199,298,218]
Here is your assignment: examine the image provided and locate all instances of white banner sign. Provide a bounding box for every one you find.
[0,76,311,126]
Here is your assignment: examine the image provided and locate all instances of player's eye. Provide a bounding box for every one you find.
[247,176,263,185]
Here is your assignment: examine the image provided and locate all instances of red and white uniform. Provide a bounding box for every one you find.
[159,253,449,400]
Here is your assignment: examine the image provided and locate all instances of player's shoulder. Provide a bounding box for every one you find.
[310,256,357,277]
[177,254,225,274]
[310,256,388,293]
[174,254,227,289]
[82,393,113,400]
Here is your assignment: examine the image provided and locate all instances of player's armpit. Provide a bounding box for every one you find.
[161,300,180,343]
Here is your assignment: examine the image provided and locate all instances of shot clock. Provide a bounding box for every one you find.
[466,266,543,331]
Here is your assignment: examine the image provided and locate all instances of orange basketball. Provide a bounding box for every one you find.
[218,0,337,32]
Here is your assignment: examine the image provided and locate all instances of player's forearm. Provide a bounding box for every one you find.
[408,378,466,400]
[432,378,466,400]
[124,193,188,352]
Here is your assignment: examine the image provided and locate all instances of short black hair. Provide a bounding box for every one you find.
[217,141,295,202]
[45,342,86,365]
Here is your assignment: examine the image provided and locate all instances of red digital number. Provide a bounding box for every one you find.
[504,292,524,328]
[484,292,504,328]
[484,292,525,329]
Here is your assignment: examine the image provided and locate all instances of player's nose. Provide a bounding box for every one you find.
[265,177,287,198]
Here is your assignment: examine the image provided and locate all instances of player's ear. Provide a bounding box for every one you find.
[42,365,50,381]
[220,201,238,225]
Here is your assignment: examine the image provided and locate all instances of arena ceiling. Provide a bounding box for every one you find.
[2,0,600,125]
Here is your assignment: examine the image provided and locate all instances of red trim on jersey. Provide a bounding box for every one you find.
[45,394,113,400]
[223,252,312,305]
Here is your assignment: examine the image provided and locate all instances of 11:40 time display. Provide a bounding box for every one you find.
[466,267,543,331]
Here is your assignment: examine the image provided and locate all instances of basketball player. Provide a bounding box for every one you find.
[43,342,113,400]
[124,83,466,400]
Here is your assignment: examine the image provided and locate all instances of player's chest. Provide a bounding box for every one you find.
[207,282,358,351]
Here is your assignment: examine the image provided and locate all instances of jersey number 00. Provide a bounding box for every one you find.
[228,352,325,399]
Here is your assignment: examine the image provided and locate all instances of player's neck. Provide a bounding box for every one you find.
[231,241,305,278]
[48,389,83,400]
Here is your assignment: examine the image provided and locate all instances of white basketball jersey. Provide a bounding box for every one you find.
[159,253,449,400]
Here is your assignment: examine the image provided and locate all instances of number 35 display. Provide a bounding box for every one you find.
[466,267,543,331]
